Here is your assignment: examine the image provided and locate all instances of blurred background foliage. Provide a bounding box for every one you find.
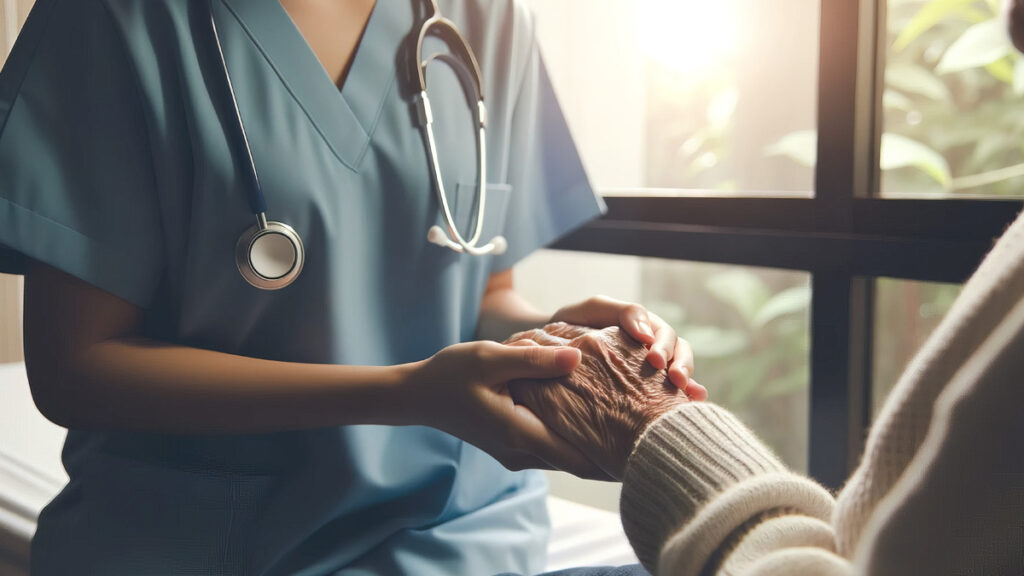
[643,265,810,468]
[634,0,1007,466]
[771,0,1024,197]
[526,0,989,480]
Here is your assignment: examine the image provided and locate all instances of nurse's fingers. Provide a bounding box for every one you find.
[645,315,678,371]
[618,303,657,347]
[505,403,612,481]
[685,379,708,402]
[486,343,581,381]
[667,337,695,390]
[554,296,657,346]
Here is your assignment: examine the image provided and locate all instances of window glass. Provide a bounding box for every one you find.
[880,0,1024,197]
[872,278,961,416]
[515,250,810,510]
[523,0,820,196]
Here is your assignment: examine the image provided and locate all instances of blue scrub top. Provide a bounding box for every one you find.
[0,0,605,574]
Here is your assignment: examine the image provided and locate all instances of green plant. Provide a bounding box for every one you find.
[643,265,810,468]
[769,0,1024,196]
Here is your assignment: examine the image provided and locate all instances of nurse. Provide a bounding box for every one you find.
[0,0,703,574]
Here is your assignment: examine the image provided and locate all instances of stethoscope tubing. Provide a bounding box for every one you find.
[207,1,267,218]
[209,0,506,291]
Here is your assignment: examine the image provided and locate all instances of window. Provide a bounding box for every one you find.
[526,0,820,195]
[517,251,809,511]
[517,252,811,470]
[518,0,1022,500]
[882,0,1024,198]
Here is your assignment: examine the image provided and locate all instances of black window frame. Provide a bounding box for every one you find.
[549,0,1023,489]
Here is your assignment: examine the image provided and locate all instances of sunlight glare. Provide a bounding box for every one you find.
[637,0,740,79]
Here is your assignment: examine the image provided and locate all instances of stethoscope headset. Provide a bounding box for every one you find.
[206,0,506,291]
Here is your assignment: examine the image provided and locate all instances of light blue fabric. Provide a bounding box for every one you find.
[0,0,605,574]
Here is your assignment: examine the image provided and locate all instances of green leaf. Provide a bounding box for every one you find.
[1014,58,1024,95]
[682,326,749,358]
[705,270,772,323]
[985,56,1015,83]
[722,354,775,405]
[883,89,914,111]
[968,132,1014,168]
[885,64,953,102]
[764,130,816,167]
[892,0,978,52]
[881,133,952,186]
[707,88,739,132]
[753,286,811,329]
[727,369,762,406]
[761,368,809,398]
[936,19,1012,74]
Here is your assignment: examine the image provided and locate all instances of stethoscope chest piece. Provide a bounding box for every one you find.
[209,0,507,290]
[236,217,305,290]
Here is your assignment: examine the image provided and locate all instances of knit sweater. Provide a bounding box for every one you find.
[619,210,1024,576]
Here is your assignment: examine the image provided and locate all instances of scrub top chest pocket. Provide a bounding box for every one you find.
[446,182,512,254]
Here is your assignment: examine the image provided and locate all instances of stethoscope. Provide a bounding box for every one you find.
[207,0,507,291]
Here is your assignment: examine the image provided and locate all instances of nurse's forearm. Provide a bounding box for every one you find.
[44,337,417,434]
[476,283,549,342]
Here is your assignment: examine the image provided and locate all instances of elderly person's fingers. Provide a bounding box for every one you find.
[504,326,573,348]
[539,321,593,341]
[667,337,695,390]
[506,339,540,347]
[504,401,613,481]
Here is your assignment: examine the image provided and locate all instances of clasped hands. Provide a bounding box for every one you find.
[504,321,699,480]
[412,296,706,482]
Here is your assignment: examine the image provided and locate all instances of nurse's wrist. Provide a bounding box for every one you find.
[385,359,430,426]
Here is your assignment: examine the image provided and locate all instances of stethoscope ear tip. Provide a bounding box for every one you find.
[490,235,508,255]
[427,225,449,247]
[427,226,508,256]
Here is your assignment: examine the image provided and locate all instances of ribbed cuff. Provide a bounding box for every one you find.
[619,403,831,573]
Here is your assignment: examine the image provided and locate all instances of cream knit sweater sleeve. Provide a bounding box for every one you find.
[619,294,1024,576]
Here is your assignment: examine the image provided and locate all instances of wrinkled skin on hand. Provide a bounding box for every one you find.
[504,323,689,480]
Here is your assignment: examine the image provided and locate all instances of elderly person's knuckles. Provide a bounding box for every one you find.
[545,321,593,340]
[504,327,572,348]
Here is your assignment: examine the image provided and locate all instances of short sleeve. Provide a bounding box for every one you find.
[489,23,607,273]
[0,0,164,309]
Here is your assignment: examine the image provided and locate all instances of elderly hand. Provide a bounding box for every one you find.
[504,323,692,480]
[550,296,705,399]
[410,339,614,481]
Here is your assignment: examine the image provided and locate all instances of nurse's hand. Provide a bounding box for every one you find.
[409,341,613,481]
[550,296,706,400]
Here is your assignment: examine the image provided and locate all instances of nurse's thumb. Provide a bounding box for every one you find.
[496,345,581,380]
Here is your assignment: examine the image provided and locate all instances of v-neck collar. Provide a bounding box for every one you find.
[220,0,408,171]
